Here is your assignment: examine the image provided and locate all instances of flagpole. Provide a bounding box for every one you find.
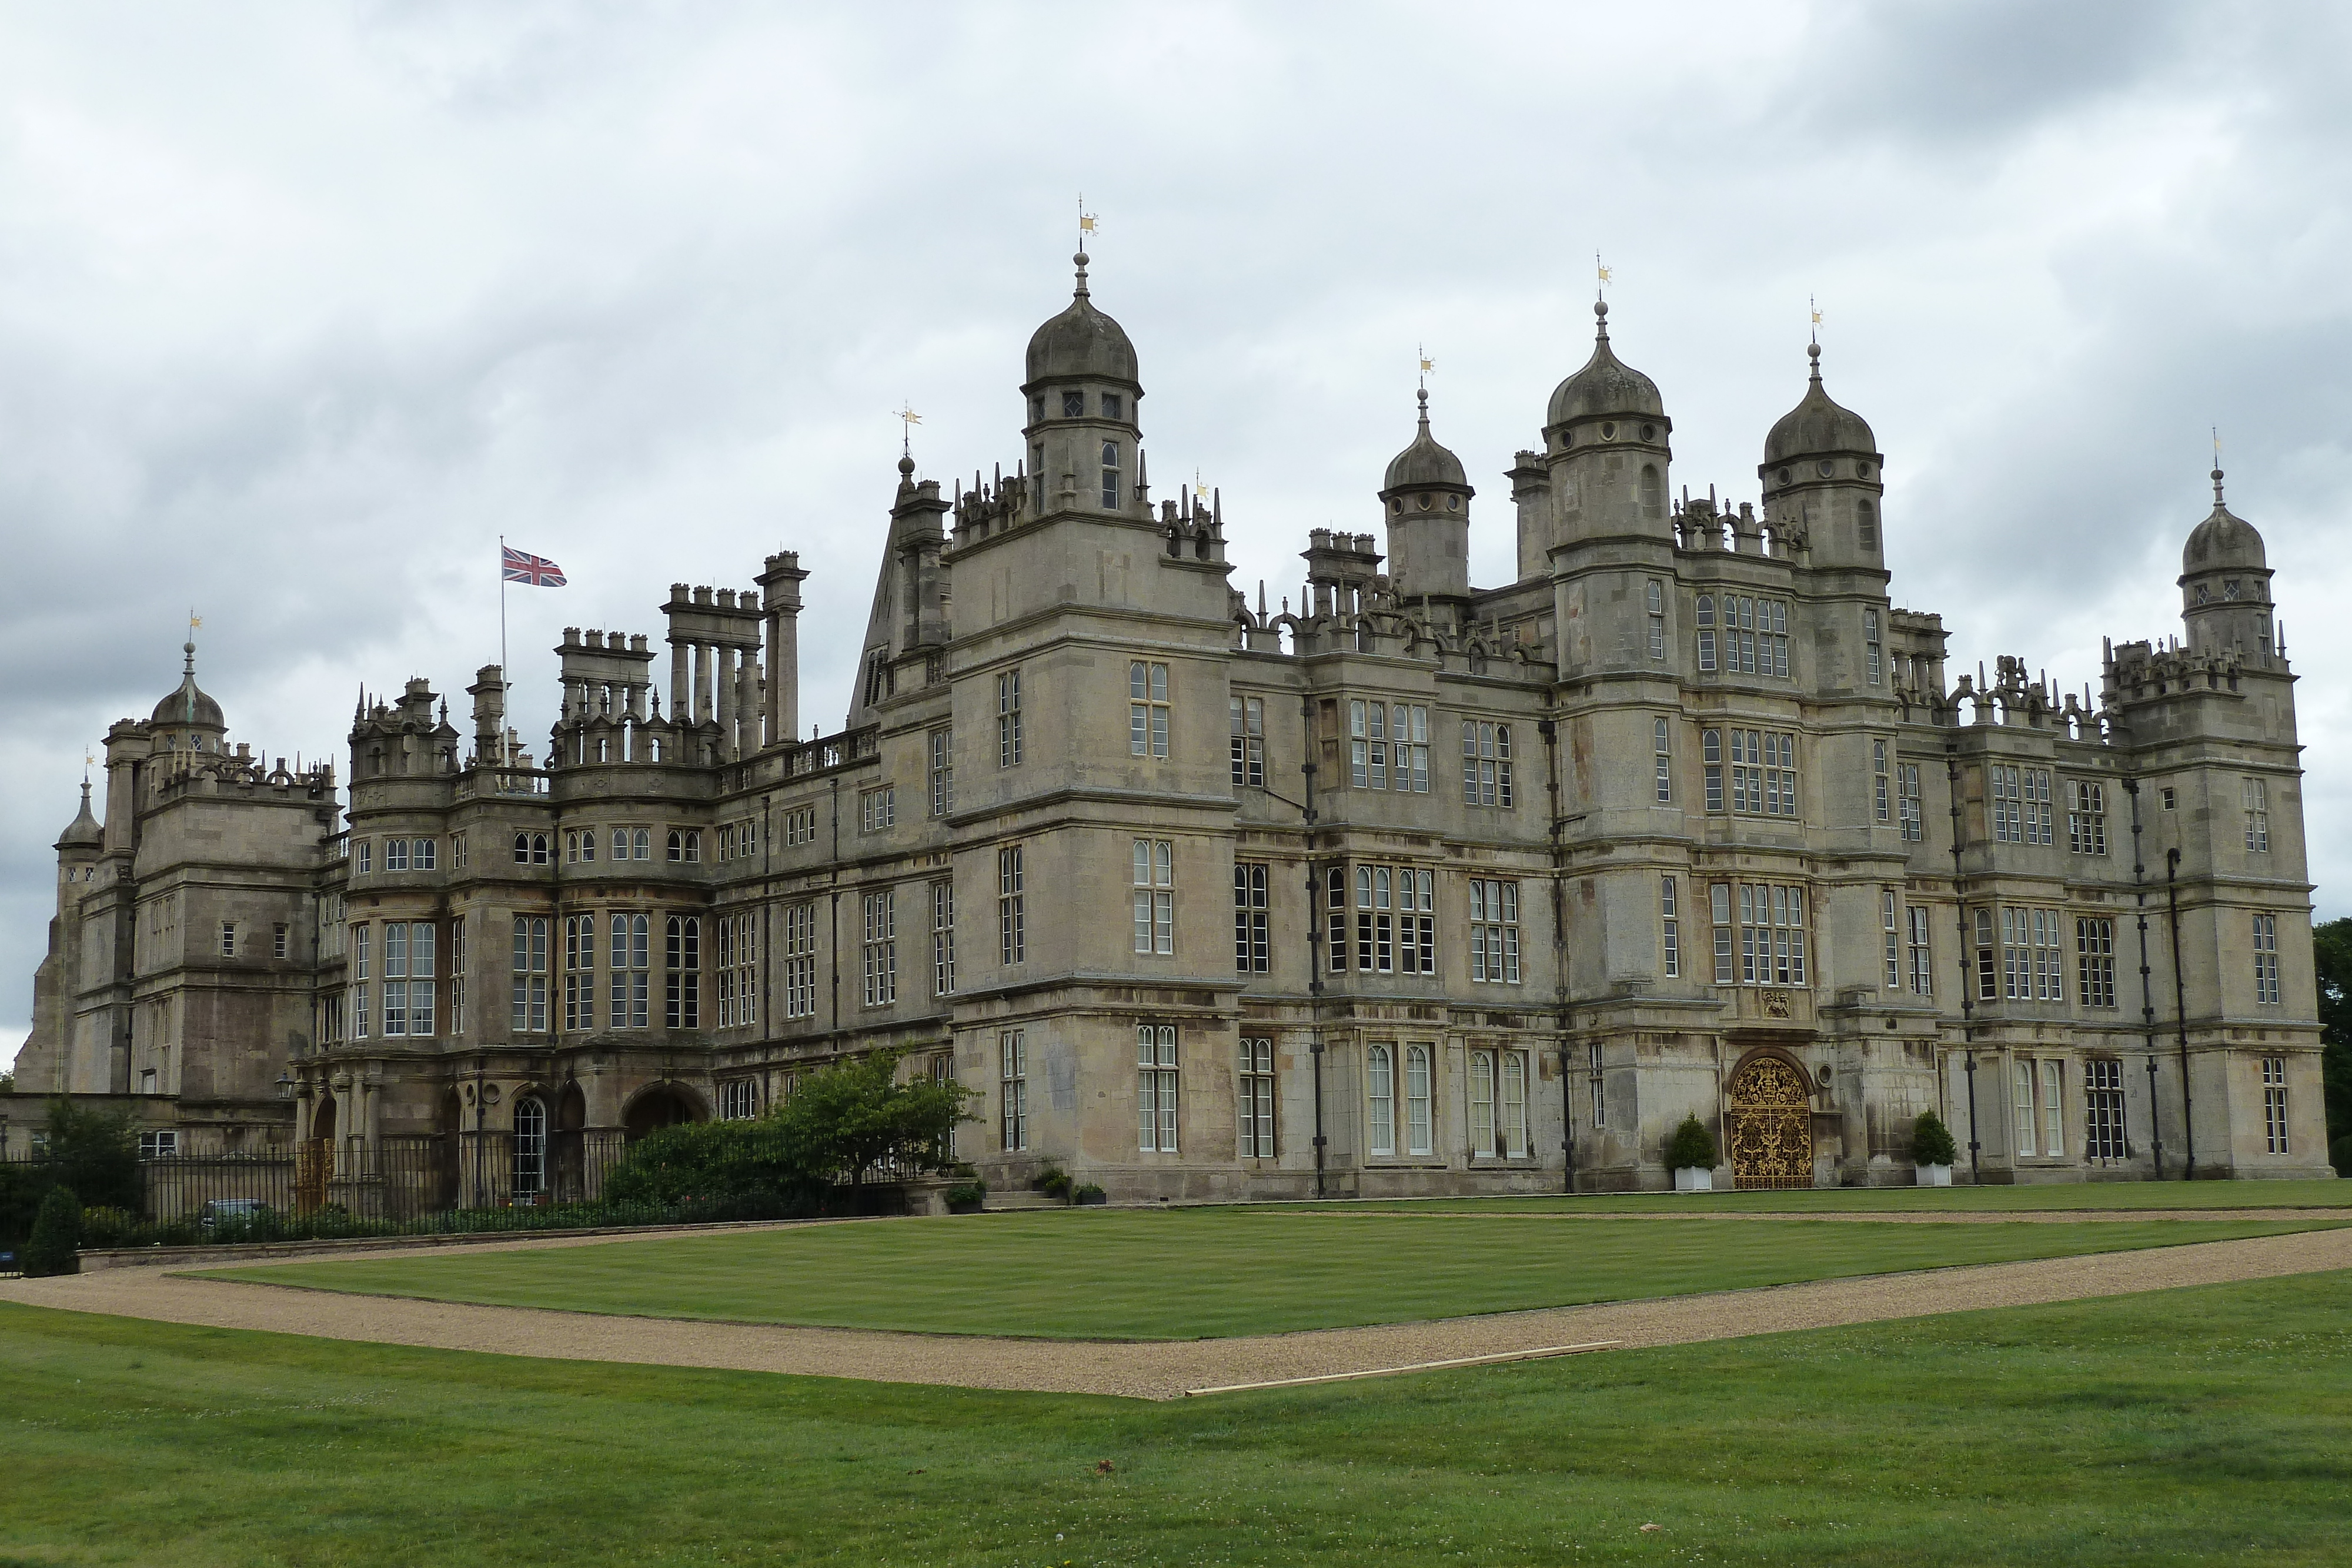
[498,534,510,766]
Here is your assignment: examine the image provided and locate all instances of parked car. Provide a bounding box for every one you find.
[198,1199,273,1232]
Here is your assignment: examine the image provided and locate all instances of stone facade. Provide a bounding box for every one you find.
[9,259,2331,1196]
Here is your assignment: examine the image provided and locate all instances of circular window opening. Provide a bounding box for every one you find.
[1776,467,1792,484]
[1817,459,1835,477]
[1417,493,1433,511]
[1600,421,1618,440]
[1560,430,1573,448]
[1857,462,1873,479]
[1639,423,1656,442]
[1446,495,1460,512]
[1390,498,1402,514]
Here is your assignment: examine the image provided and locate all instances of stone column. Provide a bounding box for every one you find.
[714,644,737,759]
[758,551,808,749]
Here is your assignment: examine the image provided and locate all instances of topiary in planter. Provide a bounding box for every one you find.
[944,1181,986,1213]
[23,1186,82,1278]
[1073,1183,1107,1206]
[1912,1111,1958,1167]
[1666,1115,1718,1172]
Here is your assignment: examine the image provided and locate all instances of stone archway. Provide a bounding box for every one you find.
[1726,1052,1814,1190]
[623,1085,704,1142]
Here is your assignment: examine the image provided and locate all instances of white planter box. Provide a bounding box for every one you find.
[1915,1163,1952,1187]
[1674,1166,1714,1193]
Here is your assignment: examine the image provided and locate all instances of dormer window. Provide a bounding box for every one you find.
[1062,391,1084,417]
[1102,393,1122,419]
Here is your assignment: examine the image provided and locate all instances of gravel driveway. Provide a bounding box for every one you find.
[4,1224,2347,1400]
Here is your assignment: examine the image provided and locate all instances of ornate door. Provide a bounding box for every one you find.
[1726,1054,1813,1190]
[293,1138,329,1212]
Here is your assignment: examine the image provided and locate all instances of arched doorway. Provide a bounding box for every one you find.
[552,1083,587,1202]
[624,1086,702,1142]
[433,1088,462,1211]
[513,1095,548,1203]
[1726,1052,1814,1190]
[295,1094,336,1212]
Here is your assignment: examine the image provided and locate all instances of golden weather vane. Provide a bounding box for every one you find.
[1595,253,1612,300]
[1077,195,1097,248]
[897,403,921,455]
[1418,344,1435,386]
[1810,295,1823,343]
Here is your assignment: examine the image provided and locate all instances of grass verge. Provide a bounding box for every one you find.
[1279,1175,2352,1214]
[195,1208,2339,1339]
[5,1272,2351,1565]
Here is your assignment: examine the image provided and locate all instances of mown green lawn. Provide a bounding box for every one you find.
[6,1272,2351,1566]
[1289,1175,2351,1214]
[198,1208,2341,1339]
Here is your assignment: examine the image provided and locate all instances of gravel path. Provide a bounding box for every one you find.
[4,1225,2348,1400]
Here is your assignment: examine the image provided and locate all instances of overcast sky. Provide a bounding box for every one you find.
[6,1,2348,1066]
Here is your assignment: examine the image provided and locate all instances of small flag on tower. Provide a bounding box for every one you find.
[502,545,567,587]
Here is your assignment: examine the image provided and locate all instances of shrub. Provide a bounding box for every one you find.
[601,1117,802,1206]
[77,1206,141,1249]
[24,1187,82,1277]
[41,1101,142,1212]
[1033,1163,1071,1197]
[1073,1182,1107,1205]
[0,1162,56,1253]
[1912,1111,1959,1167]
[1666,1115,1718,1172]
[944,1182,986,1211]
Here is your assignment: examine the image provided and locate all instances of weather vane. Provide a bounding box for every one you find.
[1595,253,1612,301]
[1418,344,1434,389]
[897,403,921,456]
[1810,295,1823,344]
[1077,195,1097,249]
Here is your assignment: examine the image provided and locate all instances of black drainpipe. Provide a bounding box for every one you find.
[1945,738,1980,1183]
[1538,717,1573,1193]
[1301,697,1327,1200]
[2167,847,2195,1179]
[827,776,842,1051]
[2122,777,2164,1178]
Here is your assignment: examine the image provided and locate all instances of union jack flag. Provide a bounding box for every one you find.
[502,545,567,587]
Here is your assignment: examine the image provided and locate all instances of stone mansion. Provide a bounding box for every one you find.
[12,255,2330,1202]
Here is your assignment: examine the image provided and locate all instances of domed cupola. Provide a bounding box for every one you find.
[1384,388,1470,493]
[56,779,102,853]
[2179,467,2277,660]
[150,642,227,742]
[2183,470,2267,574]
[1024,252,1139,389]
[1021,251,1145,519]
[1381,387,1474,603]
[1759,342,1886,566]
[1546,302,1667,444]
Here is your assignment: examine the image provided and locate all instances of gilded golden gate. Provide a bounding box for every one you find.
[1726,1054,1813,1190]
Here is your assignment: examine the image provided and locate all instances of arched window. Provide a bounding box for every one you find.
[1469,1049,1496,1156]
[1696,596,1717,673]
[633,827,653,861]
[1367,1044,1395,1157]
[1405,1045,1434,1155]
[513,1095,547,1199]
[1501,1053,1527,1156]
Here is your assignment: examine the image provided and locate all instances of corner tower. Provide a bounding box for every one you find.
[1021,250,1145,520]
[2179,467,2277,662]
[1530,300,1671,574]
[1759,342,1885,568]
[1380,387,1473,618]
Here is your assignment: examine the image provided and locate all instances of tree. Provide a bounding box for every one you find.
[1912,1111,1959,1168]
[41,1100,143,1213]
[2315,915,2352,1175]
[772,1052,976,1194]
[23,1186,81,1277]
[1666,1115,1718,1171]
[600,1116,801,1207]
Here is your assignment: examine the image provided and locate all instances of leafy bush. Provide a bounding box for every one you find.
[0,1162,55,1253]
[1666,1115,1718,1172]
[600,1117,803,1206]
[39,1101,143,1212]
[1912,1111,1958,1167]
[1073,1182,1107,1205]
[77,1206,142,1248]
[1033,1163,1071,1197]
[24,1187,81,1276]
[944,1182,986,1211]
